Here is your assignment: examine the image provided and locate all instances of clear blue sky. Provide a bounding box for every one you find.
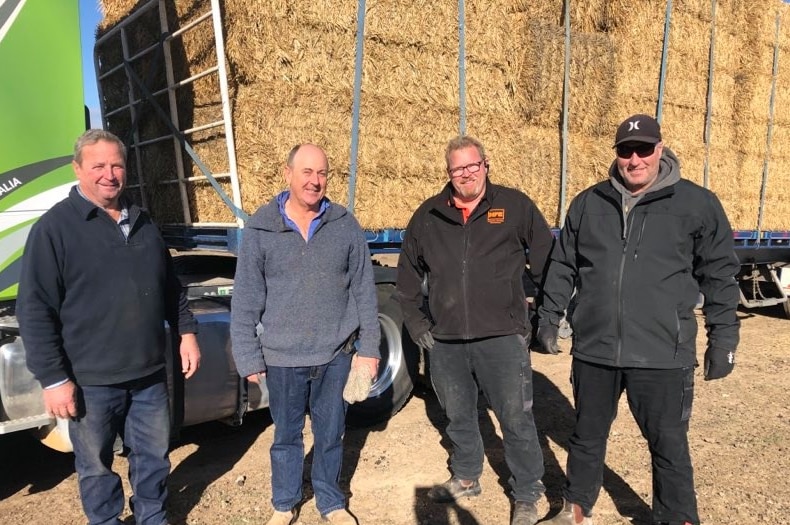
[79,0,103,126]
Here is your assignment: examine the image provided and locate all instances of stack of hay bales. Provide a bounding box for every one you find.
[96,0,790,229]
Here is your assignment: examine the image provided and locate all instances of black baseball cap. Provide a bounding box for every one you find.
[613,114,662,147]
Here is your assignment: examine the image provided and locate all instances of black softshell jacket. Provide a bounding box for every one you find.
[397,181,554,341]
[540,164,740,369]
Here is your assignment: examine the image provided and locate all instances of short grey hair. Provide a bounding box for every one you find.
[445,135,486,169]
[285,143,330,171]
[74,129,126,165]
[286,144,302,168]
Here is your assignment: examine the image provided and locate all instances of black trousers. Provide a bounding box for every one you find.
[563,359,698,525]
[429,334,546,504]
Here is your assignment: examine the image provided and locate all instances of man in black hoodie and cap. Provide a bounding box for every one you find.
[537,114,740,525]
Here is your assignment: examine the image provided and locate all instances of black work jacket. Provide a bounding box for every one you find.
[540,177,740,368]
[397,181,553,341]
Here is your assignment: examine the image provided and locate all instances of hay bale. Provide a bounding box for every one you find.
[96,0,790,230]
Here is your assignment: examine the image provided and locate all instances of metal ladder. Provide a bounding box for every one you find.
[93,0,244,228]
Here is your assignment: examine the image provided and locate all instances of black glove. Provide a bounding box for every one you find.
[415,331,435,351]
[537,323,560,355]
[704,346,735,380]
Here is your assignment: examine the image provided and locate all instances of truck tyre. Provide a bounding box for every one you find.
[346,284,418,427]
[558,293,577,339]
[558,317,573,339]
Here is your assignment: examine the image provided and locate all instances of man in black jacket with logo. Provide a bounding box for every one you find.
[537,114,740,525]
[397,135,554,525]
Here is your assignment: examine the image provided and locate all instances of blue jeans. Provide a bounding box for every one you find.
[429,334,545,504]
[69,370,171,525]
[564,360,698,524]
[265,351,351,516]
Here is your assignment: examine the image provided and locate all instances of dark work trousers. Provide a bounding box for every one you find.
[563,359,698,525]
[429,334,545,504]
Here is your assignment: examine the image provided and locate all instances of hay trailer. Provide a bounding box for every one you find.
[92,0,790,325]
[4,0,790,453]
[90,1,790,442]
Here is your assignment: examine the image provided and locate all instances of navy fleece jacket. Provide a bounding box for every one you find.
[17,186,197,387]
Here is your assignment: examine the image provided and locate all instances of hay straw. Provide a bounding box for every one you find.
[97,0,790,229]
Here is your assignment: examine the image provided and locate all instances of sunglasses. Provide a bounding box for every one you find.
[616,143,657,159]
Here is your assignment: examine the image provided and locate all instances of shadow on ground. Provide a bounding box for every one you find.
[0,431,75,501]
[164,409,273,524]
[407,361,654,524]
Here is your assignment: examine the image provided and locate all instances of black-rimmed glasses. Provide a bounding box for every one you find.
[448,159,485,178]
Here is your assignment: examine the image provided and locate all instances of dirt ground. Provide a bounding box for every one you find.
[1,305,789,525]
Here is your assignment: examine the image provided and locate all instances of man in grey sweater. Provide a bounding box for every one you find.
[230,144,380,525]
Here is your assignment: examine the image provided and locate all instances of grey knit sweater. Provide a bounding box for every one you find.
[230,196,380,378]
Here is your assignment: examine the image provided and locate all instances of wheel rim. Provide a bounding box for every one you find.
[369,312,403,397]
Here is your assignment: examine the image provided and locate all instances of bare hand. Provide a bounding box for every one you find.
[354,356,380,381]
[179,333,201,379]
[42,381,77,419]
[246,372,265,384]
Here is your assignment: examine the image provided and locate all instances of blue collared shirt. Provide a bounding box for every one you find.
[276,190,329,241]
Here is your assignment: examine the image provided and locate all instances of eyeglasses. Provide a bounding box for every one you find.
[448,159,486,178]
[616,143,656,159]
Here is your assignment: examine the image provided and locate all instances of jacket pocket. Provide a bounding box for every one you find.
[675,310,697,346]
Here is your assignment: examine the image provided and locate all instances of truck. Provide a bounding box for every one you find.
[3,0,790,451]
[89,1,790,321]
[0,0,418,452]
[0,1,89,450]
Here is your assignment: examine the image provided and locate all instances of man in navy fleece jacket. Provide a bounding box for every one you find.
[17,129,200,525]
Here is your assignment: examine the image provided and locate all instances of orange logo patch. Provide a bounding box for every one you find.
[487,209,505,224]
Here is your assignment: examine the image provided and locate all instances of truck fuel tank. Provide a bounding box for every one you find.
[165,297,268,429]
